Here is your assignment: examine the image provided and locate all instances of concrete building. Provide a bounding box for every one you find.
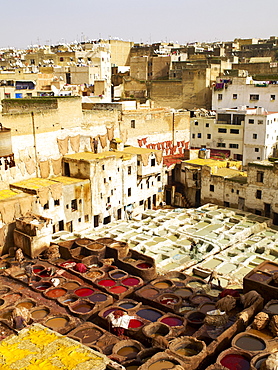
[190,107,278,165]
[212,72,278,111]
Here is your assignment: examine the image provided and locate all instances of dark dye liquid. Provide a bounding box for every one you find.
[89,293,107,302]
[136,309,162,322]
[235,335,266,351]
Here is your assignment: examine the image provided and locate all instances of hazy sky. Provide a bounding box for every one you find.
[1,0,278,48]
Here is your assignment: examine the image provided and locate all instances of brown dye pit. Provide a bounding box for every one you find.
[125,366,140,370]
[117,346,139,357]
[71,303,94,313]
[0,287,10,295]
[199,303,216,314]
[45,317,68,330]
[31,309,49,319]
[148,360,176,369]
[16,301,35,309]
[260,263,278,273]
[153,281,171,289]
[4,293,22,302]
[190,295,212,305]
[89,293,107,303]
[175,347,199,356]
[267,303,278,314]
[235,335,266,351]
[0,310,13,321]
[62,282,80,290]
[248,272,270,282]
[74,328,103,343]
[174,288,192,298]
[86,271,103,279]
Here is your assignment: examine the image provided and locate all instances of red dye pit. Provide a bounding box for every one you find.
[98,279,116,287]
[161,317,183,326]
[136,262,152,269]
[75,288,94,297]
[220,354,250,370]
[122,277,140,286]
[33,267,44,274]
[128,319,143,328]
[109,286,127,294]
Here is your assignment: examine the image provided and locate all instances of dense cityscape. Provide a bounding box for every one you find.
[0,35,277,369]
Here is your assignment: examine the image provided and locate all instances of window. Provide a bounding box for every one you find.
[257,171,264,183]
[43,201,49,210]
[206,123,210,127]
[78,218,81,223]
[230,129,239,134]
[192,134,195,139]
[233,94,237,99]
[128,188,131,196]
[85,215,89,222]
[231,189,234,193]
[141,183,143,189]
[271,95,276,101]
[250,94,259,101]
[258,120,263,124]
[59,57,64,62]
[111,189,113,195]
[256,190,262,199]
[107,197,110,203]
[217,143,226,147]
[218,128,227,133]
[139,200,144,206]
[194,121,198,126]
[104,178,106,183]
[128,166,131,174]
[236,190,239,194]
[229,144,239,149]
[255,148,259,152]
[54,199,60,206]
[255,210,262,215]
[210,185,214,192]
[157,175,161,181]
[197,133,202,138]
[137,160,140,166]
[207,134,211,139]
[218,94,223,100]
[248,119,254,124]
[102,165,105,170]
[71,199,77,211]
[79,199,82,204]
[131,120,135,128]
[257,157,261,160]
[253,134,257,139]
[151,158,156,166]
[109,177,111,181]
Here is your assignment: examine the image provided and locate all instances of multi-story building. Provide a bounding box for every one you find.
[190,107,278,165]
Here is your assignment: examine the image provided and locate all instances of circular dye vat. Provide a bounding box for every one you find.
[160,317,183,327]
[62,282,80,290]
[137,262,152,269]
[74,328,103,343]
[126,365,140,370]
[39,270,53,277]
[148,360,176,370]
[187,312,205,327]
[98,279,116,287]
[45,317,68,330]
[154,281,171,289]
[0,311,12,320]
[119,302,136,309]
[0,287,10,295]
[220,354,250,370]
[267,303,278,314]
[111,271,126,279]
[89,293,107,303]
[160,296,179,305]
[109,286,127,294]
[117,346,139,357]
[140,289,158,298]
[74,288,94,297]
[35,283,52,291]
[71,303,94,313]
[187,281,205,289]
[190,295,212,305]
[122,277,140,287]
[128,319,144,329]
[199,303,216,314]
[86,271,103,279]
[175,347,199,356]
[254,356,268,369]
[16,301,35,309]
[31,309,49,319]
[33,266,44,274]
[103,308,123,318]
[4,293,22,301]
[137,309,162,322]
[235,335,266,351]
[0,299,4,306]
[61,296,78,304]
[46,288,67,299]
[174,288,193,298]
